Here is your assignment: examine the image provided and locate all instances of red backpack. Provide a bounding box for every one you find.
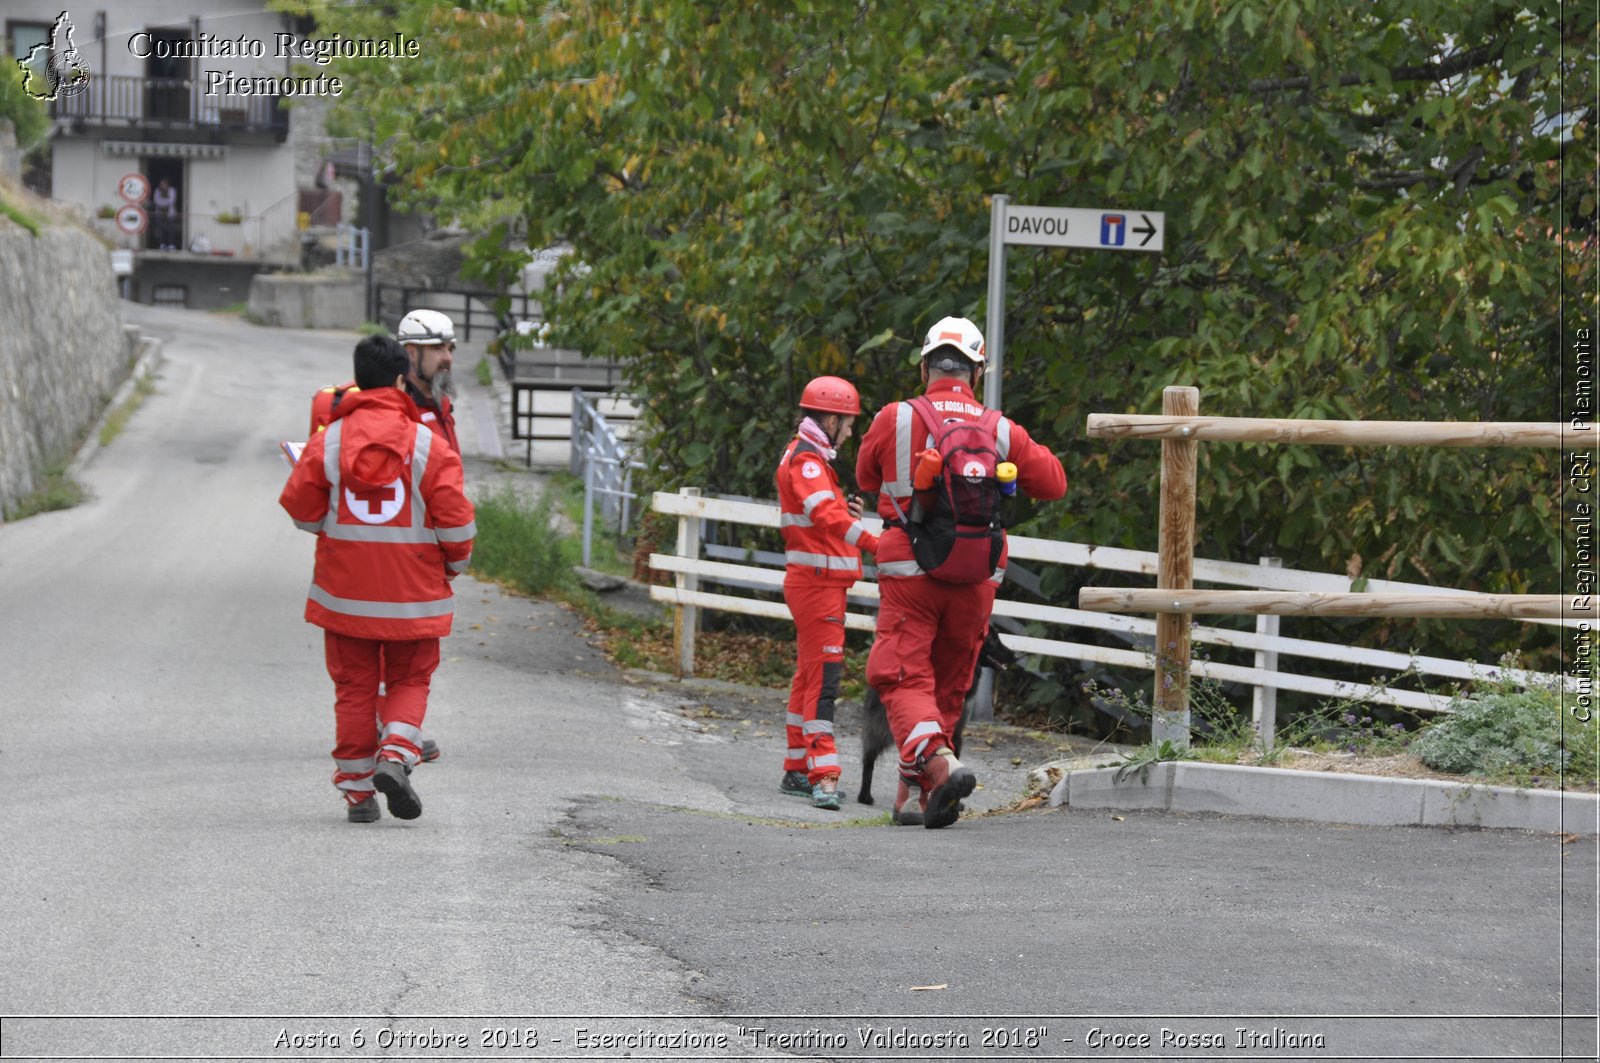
[891,395,1006,583]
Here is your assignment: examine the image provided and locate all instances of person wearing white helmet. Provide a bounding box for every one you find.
[396,308,460,455]
[855,315,1067,829]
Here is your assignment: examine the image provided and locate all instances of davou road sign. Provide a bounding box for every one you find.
[1003,204,1164,253]
[114,203,147,236]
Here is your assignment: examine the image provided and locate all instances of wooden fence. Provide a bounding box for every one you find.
[1079,386,1592,745]
[647,485,1573,734]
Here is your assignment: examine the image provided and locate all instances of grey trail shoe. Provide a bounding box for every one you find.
[346,796,380,823]
[372,759,422,820]
[419,738,441,763]
[780,770,812,798]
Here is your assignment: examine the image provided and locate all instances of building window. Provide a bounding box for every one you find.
[151,284,188,307]
[7,20,52,72]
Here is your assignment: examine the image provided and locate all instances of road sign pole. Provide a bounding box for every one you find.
[985,193,1008,411]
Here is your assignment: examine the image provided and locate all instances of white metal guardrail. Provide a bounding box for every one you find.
[647,488,1567,726]
[573,389,645,567]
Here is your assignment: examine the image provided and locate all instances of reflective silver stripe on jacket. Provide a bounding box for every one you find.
[882,402,921,497]
[996,416,1013,459]
[321,421,437,544]
[844,522,869,546]
[801,490,833,516]
[435,520,476,543]
[784,551,860,571]
[308,583,453,619]
[446,557,470,574]
[876,559,923,577]
[780,512,812,528]
[293,519,322,534]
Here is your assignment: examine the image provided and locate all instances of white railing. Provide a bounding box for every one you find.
[573,389,645,567]
[647,488,1569,721]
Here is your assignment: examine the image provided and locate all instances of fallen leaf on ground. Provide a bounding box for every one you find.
[910,983,948,992]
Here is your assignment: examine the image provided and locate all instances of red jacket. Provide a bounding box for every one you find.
[309,380,458,455]
[855,377,1066,579]
[776,431,879,585]
[280,388,476,640]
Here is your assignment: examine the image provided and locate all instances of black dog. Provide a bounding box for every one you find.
[857,628,1020,806]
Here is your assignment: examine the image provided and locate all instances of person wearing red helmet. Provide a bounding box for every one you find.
[856,316,1066,828]
[776,375,880,809]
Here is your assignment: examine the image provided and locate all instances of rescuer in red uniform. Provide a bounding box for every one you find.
[280,335,476,823]
[855,316,1066,828]
[306,309,461,765]
[776,376,880,809]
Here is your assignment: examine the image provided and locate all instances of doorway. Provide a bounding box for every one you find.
[142,27,190,122]
[143,157,183,250]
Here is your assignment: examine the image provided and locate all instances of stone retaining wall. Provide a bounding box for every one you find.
[0,217,131,518]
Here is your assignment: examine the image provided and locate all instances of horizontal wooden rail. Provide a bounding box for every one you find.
[1085,415,1571,448]
[1081,589,1577,620]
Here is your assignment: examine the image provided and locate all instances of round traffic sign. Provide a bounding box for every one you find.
[114,203,147,236]
[118,173,150,203]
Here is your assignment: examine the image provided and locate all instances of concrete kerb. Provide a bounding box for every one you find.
[68,331,165,480]
[1047,759,1600,834]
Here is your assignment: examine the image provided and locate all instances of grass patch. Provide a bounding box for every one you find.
[3,460,87,520]
[210,301,249,315]
[0,197,42,236]
[476,355,493,387]
[358,320,387,336]
[467,485,581,598]
[99,373,157,448]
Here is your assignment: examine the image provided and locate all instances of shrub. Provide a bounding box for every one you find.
[467,485,577,598]
[1412,686,1579,782]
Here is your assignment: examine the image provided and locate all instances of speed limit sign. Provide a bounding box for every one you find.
[114,203,147,236]
[118,173,150,203]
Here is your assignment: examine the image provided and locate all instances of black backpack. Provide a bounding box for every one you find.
[892,395,1006,584]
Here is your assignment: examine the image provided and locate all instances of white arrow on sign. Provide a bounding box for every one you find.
[1002,204,1164,253]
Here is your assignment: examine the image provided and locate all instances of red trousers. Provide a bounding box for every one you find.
[782,575,846,782]
[324,631,440,803]
[866,575,995,768]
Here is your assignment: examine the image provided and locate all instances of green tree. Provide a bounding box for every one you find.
[287,0,1594,679]
[0,60,50,151]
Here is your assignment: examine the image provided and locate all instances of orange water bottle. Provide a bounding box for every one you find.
[912,448,942,491]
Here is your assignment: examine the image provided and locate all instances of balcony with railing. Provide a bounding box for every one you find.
[53,76,288,137]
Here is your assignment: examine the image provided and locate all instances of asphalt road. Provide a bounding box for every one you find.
[0,305,1594,1062]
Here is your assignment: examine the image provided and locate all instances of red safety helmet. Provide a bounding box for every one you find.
[799,375,861,415]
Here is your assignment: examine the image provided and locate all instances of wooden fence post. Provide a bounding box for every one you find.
[1154,386,1199,746]
[673,487,702,677]
[1252,557,1283,748]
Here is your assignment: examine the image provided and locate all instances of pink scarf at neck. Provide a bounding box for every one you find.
[797,416,836,460]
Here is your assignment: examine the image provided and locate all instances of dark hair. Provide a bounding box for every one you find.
[353,334,410,389]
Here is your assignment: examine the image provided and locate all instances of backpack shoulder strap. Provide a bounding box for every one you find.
[790,438,822,460]
[908,395,943,442]
[977,407,1002,434]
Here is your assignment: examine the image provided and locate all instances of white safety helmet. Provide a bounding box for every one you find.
[396,308,456,346]
[920,315,986,368]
